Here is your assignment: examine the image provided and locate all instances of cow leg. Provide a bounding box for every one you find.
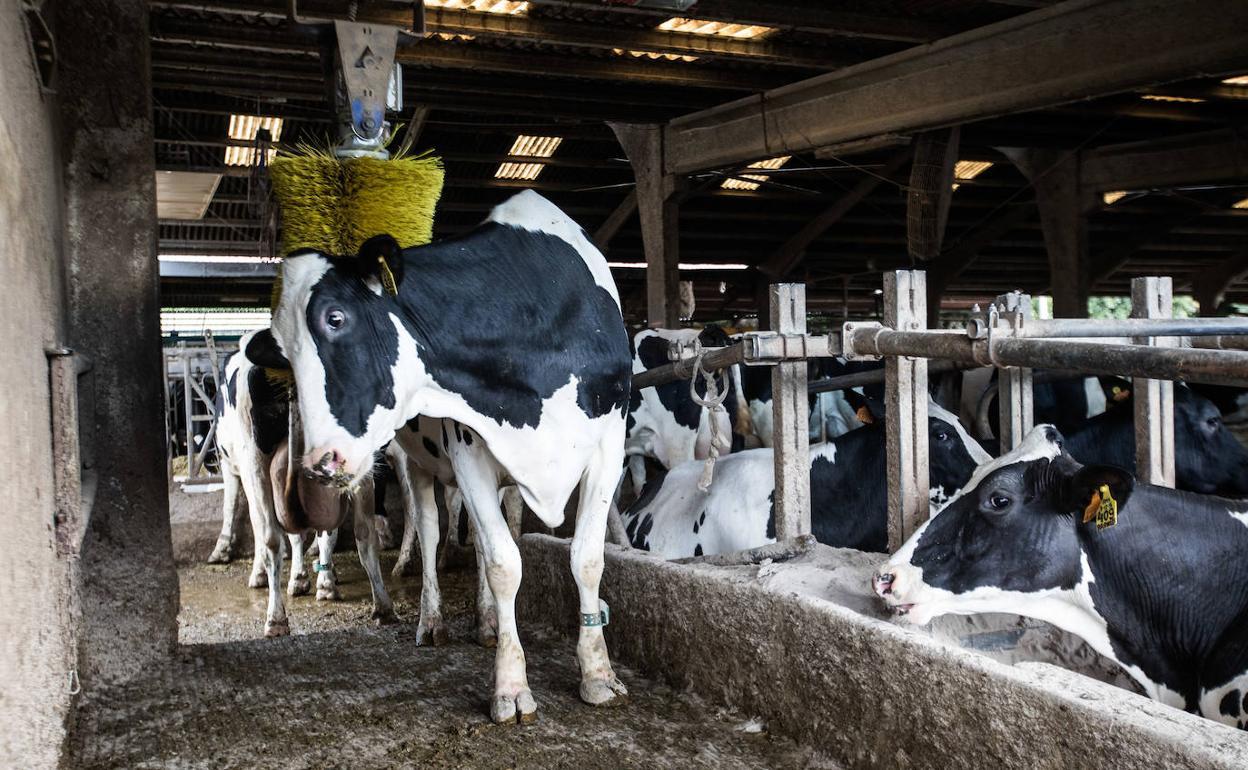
[209,465,245,563]
[501,485,524,541]
[287,531,311,596]
[439,486,474,569]
[314,528,341,601]
[570,422,629,708]
[391,448,421,577]
[240,459,287,636]
[473,523,499,648]
[449,436,535,725]
[353,479,398,626]
[409,466,448,646]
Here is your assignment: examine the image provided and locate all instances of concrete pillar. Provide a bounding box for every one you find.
[608,123,681,327]
[56,0,178,684]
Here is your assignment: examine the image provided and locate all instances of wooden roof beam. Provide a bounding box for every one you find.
[663,0,1248,174]
[1080,129,1248,192]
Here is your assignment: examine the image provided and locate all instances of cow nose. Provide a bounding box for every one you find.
[306,450,346,482]
[872,572,896,597]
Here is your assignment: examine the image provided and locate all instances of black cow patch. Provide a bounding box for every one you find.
[246,366,288,456]
[223,362,239,409]
[422,436,439,458]
[694,543,703,557]
[463,429,473,446]
[624,469,667,549]
[304,222,631,436]
[441,422,450,450]
[1220,690,1241,718]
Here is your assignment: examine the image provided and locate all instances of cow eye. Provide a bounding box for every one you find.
[325,309,346,331]
[934,429,950,442]
[1206,415,1221,431]
[988,494,1011,511]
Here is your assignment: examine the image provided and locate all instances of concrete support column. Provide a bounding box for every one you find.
[609,123,681,328]
[56,0,178,683]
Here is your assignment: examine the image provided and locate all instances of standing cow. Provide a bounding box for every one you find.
[873,425,1248,728]
[210,336,395,636]
[246,190,632,724]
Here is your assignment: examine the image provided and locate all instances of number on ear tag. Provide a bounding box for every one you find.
[1083,484,1117,529]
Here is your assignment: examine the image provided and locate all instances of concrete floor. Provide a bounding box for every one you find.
[71,535,839,769]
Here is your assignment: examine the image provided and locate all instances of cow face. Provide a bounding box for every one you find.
[1173,386,1248,496]
[872,425,1133,626]
[248,236,414,490]
[928,401,993,507]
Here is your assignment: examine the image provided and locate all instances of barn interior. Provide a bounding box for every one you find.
[5,1,1248,767]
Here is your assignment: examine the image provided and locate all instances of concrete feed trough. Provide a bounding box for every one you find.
[518,535,1248,769]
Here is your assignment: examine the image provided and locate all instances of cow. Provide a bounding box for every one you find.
[623,400,992,557]
[245,190,632,724]
[624,326,745,494]
[744,356,884,447]
[210,335,396,636]
[1064,384,1248,497]
[873,424,1248,728]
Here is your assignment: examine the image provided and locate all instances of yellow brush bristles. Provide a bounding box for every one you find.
[264,145,445,385]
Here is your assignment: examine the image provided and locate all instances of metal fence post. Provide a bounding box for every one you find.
[884,271,929,552]
[1132,276,1176,487]
[996,291,1034,452]
[770,283,811,539]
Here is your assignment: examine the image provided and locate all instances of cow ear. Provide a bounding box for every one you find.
[358,233,404,296]
[246,328,290,370]
[843,389,885,424]
[1064,464,1134,521]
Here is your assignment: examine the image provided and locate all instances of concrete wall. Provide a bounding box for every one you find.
[0,4,77,766]
[0,3,178,766]
[518,535,1248,769]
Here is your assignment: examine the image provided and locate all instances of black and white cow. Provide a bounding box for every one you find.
[624,326,744,483]
[873,425,1248,728]
[743,356,883,446]
[1064,384,1248,497]
[246,190,632,724]
[210,335,395,636]
[624,401,991,557]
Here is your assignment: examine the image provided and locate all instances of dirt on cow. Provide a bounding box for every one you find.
[71,527,840,769]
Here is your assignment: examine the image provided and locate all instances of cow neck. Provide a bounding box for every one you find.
[1076,484,1248,699]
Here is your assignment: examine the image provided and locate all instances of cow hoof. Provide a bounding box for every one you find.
[316,585,341,602]
[415,618,450,647]
[491,690,538,725]
[580,676,628,707]
[391,557,416,578]
[287,575,311,597]
[248,572,268,589]
[207,538,233,564]
[264,619,290,638]
[372,607,400,626]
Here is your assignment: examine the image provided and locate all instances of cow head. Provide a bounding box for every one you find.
[872,425,1133,626]
[247,235,416,490]
[1173,385,1248,496]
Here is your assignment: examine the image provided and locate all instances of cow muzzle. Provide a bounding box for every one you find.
[303,448,353,489]
[871,564,924,621]
[271,444,351,534]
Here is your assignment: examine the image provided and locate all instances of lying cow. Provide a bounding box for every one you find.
[212,334,396,636]
[247,190,632,724]
[873,425,1248,728]
[1065,384,1248,497]
[624,400,991,557]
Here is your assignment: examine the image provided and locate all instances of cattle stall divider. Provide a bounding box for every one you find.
[632,273,1248,554]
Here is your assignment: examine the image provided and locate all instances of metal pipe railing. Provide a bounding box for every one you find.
[847,326,1248,388]
[995,317,1248,339]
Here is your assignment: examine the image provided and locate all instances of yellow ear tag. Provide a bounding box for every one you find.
[377,256,398,297]
[1112,387,1131,402]
[1082,484,1118,530]
[856,405,874,425]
